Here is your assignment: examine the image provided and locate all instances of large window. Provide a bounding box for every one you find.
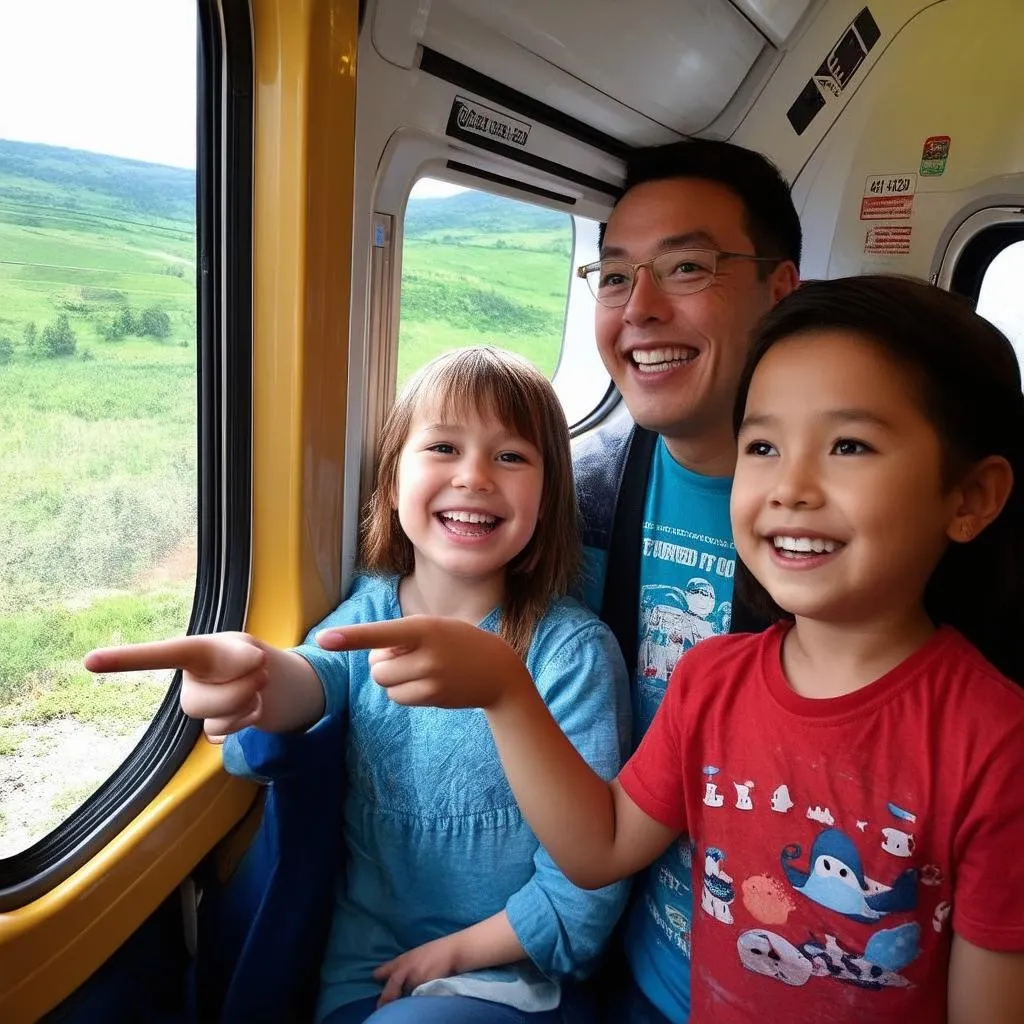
[977,239,1024,368]
[0,1,198,858]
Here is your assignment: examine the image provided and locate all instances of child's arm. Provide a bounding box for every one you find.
[948,937,1024,1023]
[484,677,677,889]
[945,704,1024,1023]
[320,616,681,890]
[373,911,524,1006]
[499,621,634,972]
[84,632,325,736]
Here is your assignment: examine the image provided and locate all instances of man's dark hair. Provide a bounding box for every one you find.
[601,139,802,271]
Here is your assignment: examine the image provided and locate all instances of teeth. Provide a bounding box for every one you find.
[773,536,840,554]
[441,511,497,524]
[632,347,697,372]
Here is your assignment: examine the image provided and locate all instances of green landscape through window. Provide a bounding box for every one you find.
[0,0,197,858]
[398,180,574,388]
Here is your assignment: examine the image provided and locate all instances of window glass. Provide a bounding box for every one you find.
[398,179,574,389]
[977,238,1024,371]
[0,0,197,857]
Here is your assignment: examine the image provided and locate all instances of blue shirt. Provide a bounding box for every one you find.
[225,573,631,1021]
[582,439,734,1024]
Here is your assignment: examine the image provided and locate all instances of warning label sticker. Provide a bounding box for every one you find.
[860,173,916,219]
[864,225,912,255]
[861,195,913,219]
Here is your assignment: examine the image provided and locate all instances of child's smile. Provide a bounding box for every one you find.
[767,532,845,569]
[436,509,501,538]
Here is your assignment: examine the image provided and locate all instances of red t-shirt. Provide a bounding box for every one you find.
[619,624,1024,1023]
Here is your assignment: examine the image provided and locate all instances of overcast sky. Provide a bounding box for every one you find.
[0,0,196,168]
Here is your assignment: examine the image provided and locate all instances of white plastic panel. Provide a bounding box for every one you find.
[412,0,768,135]
[372,0,431,68]
[730,0,816,46]
[767,0,1024,282]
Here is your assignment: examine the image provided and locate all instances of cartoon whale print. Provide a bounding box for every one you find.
[781,828,917,923]
[800,933,914,990]
[738,930,812,986]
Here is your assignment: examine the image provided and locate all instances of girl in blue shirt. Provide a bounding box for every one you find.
[86,347,631,1024]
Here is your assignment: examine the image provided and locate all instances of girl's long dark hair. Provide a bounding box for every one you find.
[733,275,1024,682]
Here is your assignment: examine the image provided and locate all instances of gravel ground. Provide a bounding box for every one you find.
[0,720,148,859]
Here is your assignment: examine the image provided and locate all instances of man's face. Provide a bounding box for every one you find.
[595,178,795,451]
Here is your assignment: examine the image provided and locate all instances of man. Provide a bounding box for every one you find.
[573,139,801,1023]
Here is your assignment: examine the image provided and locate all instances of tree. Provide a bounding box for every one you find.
[0,337,13,365]
[140,306,171,339]
[41,313,77,357]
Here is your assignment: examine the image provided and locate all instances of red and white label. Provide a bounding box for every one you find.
[860,194,913,219]
[861,173,916,220]
[864,225,912,255]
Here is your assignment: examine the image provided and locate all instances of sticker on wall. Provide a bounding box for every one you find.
[787,7,881,135]
[864,225,912,256]
[920,136,951,176]
[446,95,531,152]
[860,173,916,219]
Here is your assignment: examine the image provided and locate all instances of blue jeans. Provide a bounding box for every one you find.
[323,995,566,1024]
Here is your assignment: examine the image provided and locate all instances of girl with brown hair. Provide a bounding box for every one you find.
[86,346,630,1024]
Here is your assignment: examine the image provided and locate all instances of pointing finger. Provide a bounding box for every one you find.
[85,633,264,682]
[316,618,424,652]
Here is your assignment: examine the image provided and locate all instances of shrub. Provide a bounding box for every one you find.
[139,306,171,339]
[41,314,77,357]
[116,305,138,336]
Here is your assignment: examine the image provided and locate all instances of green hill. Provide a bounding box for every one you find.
[0,140,573,382]
[0,139,194,221]
[407,187,563,233]
[0,140,196,347]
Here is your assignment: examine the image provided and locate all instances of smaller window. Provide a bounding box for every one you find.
[977,239,1024,369]
[397,179,574,389]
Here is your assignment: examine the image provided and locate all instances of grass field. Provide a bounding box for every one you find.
[0,140,574,854]
[398,236,571,385]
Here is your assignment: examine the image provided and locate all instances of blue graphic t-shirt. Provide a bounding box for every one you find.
[581,438,734,1023]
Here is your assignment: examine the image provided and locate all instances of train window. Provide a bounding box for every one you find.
[977,239,1024,369]
[0,1,198,858]
[397,179,575,389]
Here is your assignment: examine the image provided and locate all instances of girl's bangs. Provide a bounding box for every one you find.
[414,351,547,449]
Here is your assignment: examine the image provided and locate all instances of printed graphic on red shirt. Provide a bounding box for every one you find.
[695,763,943,999]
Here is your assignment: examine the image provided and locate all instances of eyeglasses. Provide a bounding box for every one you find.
[576,248,782,307]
